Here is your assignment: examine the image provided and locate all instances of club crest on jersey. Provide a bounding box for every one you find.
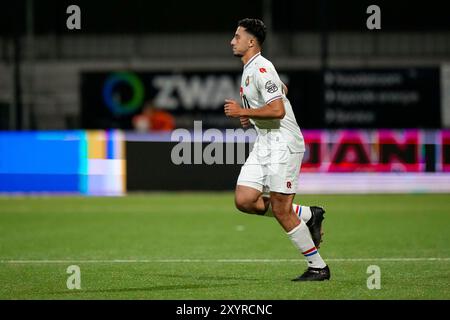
[265,80,278,93]
[259,68,267,73]
[245,76,250,86]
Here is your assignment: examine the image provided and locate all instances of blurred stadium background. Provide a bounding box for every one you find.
[0,0,449,299]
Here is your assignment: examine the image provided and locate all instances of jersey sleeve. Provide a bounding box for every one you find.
[254,65,283,105]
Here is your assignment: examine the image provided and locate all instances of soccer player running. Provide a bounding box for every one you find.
[224,18,330,281]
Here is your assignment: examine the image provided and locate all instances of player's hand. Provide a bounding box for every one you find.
[224,99,244,118]
[240,117,251,128]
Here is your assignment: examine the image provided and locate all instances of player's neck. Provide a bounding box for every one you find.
[242,49,261,66]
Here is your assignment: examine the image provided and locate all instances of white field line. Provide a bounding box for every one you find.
[0,258,449,264]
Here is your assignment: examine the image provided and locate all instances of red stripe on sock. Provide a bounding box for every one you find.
[295,205,300,214]
[302,247,317,255]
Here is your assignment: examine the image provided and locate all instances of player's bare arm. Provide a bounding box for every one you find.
[224,98,285,119]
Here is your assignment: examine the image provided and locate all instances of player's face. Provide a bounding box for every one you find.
[230,26,254,57]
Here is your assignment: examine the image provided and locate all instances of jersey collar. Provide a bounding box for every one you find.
[244,52,261,69]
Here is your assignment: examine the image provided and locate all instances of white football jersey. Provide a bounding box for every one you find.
[240,52,305,152]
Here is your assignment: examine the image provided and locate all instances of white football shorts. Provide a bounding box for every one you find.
[237,146,304,194]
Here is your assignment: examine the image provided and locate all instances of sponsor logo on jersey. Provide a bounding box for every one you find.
[259,68,267,73]
[265,80,278,93]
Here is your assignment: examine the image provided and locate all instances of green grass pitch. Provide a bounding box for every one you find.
[0,193,449,299]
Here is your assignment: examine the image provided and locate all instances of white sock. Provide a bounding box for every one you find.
[287,222,326,268]
[293,204,312,223]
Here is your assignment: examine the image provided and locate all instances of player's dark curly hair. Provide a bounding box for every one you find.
[238,18,266,46]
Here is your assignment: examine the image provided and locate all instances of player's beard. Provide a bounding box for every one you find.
[231,46,243,57]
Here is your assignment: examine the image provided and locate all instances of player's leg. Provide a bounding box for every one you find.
[234,149,325,238]
[234,183,320,222]
[234,184,268,215]
[264,197,323,224]
[269,192,299,232]
[265,150,326,247]
[270,191,329,281]
[268,151,330,281]
[262,198,325,248]
[260,150,320,225]
[235,149,271,215]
